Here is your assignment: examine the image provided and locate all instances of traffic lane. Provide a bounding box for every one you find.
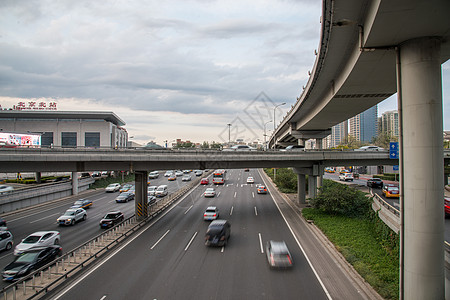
[55,170,328,300]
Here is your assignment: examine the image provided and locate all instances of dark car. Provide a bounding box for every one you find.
[100,211,124,229]
[148,196,157,206]
[0,217,6,227]
[367,178,383,188]
[115,192,134,203]
[71,199,93,209]
[2,246,62,281]
[205,220,231,247]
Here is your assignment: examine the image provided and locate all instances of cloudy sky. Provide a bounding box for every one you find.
[0,0,448,146]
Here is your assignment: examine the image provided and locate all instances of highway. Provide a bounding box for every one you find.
[0,172,193,290]
[48,169,330,300]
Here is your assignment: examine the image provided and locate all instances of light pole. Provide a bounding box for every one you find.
[227,123,232,146]
[273,102,286,132]
[263,120,272,151]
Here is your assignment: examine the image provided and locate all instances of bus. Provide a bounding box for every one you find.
[212,169,226,185]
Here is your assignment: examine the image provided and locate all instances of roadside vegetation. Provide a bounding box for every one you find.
[90,173,135,189]
[263,168,302,193]
[303,179,399,299]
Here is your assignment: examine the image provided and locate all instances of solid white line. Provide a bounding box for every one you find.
[258,233,264,253]
[184,231,198,251]
[254,206,258,216]
[30,212,60,224]
[150,230,170,250]
[234,191,237,198]
[230,206,234,216]
[184,205,193,214]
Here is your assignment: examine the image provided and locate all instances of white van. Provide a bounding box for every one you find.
[155,185,168,197]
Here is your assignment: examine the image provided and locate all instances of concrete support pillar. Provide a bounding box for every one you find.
[316,138,323,150]
[297,139,305,146]
[135,171,148,221]
[35,172,41,184]
[399,37,444,299]
[297,174,306,205]
[72,172,78,195]
[308,175,317,199]
[315,139,324,190]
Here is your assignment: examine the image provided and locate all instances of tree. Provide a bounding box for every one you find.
[201,141,210,149]
[371,131,398,149]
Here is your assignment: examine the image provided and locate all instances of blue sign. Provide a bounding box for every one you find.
[393,165,399,171]
[389,142,399,159]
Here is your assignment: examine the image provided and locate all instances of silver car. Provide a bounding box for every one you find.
[148,186,158,196]
[57,208,87,226]
[266,240,293,268]
[14,231,60,256]
[0,231,13,251]
[203,206,219,221]
[204,188,216,198]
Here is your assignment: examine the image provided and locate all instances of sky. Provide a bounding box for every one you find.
[0,0,448,146]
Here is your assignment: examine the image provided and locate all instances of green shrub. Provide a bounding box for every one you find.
[89,173,135,189]
[264,168,304,194]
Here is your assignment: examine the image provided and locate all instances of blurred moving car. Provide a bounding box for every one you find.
[203,206,219,221]
[182,175,192,181]
[266,240,293,268]
[175,170,183,177]
[0,217,7,227]
[148,196,157,206]
[71,199,93,209]
[354,145,385,151]
[247,177,255,184]
[445,197,450,217]
[119,184,133,193]
[200,178,209,185]
[100,211,124,229]
[168,175,177,181]
[204,188,216,198]
[280,145,305,151]
[194,170,203,176]
[367,178,383,188]
[205,220,230,247]
[115,192,134,203]
[148,186,158,196]
[0,231,13,251]
[324,167,335,173]
[57,208,87,226]
[148,171,159,179]
[257,185,268,194]
[105,183,121,193]
[164,171,173,177]
[223,145,257,151]
[383,184,400,198]
[14,231,60,256]
[339,173,354,181]
[0,185,14,195]
[2,245,63,281]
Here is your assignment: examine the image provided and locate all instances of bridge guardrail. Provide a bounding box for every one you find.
[0,171,211,300]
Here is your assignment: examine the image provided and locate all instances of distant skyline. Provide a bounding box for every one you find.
[0,1,448,146]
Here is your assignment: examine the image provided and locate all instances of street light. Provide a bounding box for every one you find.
[263,120,272,151]
[227,123,232,146]
[273,102,286,131]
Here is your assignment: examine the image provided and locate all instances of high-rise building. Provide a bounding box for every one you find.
[380,110,399,137]
[349,105,378,143]
[330,121,348,147]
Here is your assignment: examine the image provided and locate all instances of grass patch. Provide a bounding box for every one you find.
[89,173,135,189]
[302,208,399,299]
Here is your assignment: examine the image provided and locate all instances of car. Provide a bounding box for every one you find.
[119,184,133,193]
[203,206,219,221]
[257,185,268,194]
[168,175,177,181]
[324,167,335,173]
[204,188,216,198]
[128,185,136,195]
[354,145,385,151]
[266,240,293,268]
[148,185,158,196]
[0,217,7,227]
[445,197,450,217]
[92,171,102,177]
[367,178,384,188]
[57,208,87,226]
[100,211,124,229]
[164,171,173,177]
[0,185,14,195]
[115,192,134,203]
[244,168,249,172]
[200,178,209,185]
[223,145,257,151]
[247,177,255,184]
[14,231,60,256]
[105,183,121,192]
[205,220,231,247]
[2,245,63,281]
[182,175,192,181]
[383,184,400,198]
[71,199,93,209]
[148,171,159,179]
[194,170,203,176]
[0,231,13,251]
[101,171,109,176]
[183,170,191,174]
[339,173,354,181]
[339,169,350,175]
[148,195,157,206]
[155,185,168,197]
[281,145,305,151]
[175,170,183,177]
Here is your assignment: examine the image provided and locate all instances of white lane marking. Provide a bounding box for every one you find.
[254,206,258,216]
[230,206,234,216]
[217,192,221,197]
[185,231,198,251]
[30,212,60,224]
[234,192,237,198]
[258,233,264,253]
[151,230,170,250]
[100,296,107,300]
[184,205,193,214]
[0,252,12,260]
[252,192,255,198]
[221,246,224,253]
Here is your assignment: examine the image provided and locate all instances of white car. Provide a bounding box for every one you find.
[203,206,219,221]
[175,170,183,176]
[339,173,354,181]
[247,177,255,184]
[223,145,257,151]
[204,188,216,198]
[105,183,121,192]
[148,171,159,179]
[164,171,173,177]
[148,186,158,196]
[0,185,14,195]
[57,208,87,226]
[354,146,385,151]
[14,231,60,256]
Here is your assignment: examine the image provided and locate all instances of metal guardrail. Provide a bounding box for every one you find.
[370,189,400,217]
[0,172,210,300]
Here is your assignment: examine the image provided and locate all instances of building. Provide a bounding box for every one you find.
[380,110,399,137]
[349,105,378,143]
[330,121,348,148]
[0,111,128,148]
